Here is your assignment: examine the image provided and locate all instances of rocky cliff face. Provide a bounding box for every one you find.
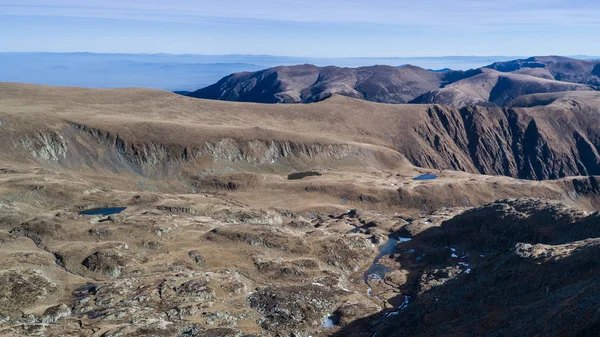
[69,122,379,167]
[12,100,600,181]
[402,103,600,180]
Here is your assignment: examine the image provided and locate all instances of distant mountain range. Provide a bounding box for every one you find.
[189,56,600,107]
[2,52,598,91]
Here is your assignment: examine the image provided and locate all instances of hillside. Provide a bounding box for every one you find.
[335,198,600,337]
[411,68,593,107]
[188,64,477,104]
[188,56,600,107]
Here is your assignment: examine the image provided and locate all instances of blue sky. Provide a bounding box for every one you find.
[1,0,600,57]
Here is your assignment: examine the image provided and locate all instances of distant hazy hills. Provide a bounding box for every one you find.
[189,56,600,107]
[0,52,552,91]
[0,53,266,91]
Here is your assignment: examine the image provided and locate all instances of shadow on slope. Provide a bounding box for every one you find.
[332,197,600,337]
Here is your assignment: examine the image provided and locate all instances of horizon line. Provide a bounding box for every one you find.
[3,51,600,60]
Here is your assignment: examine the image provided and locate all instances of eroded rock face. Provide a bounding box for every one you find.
[20,131,68,161]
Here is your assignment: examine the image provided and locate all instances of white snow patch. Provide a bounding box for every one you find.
[399,295,411,310]
[385,310,400,317]
[451,253,458,258]
[398,237,412,243]
[311,282,325,287]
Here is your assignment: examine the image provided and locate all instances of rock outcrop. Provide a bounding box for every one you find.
[403,102,600,180]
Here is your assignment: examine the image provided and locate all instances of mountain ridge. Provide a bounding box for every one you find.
[188,56,600,107]
[5,82,600,181]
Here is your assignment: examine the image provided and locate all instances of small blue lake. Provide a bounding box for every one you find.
[413,174,438,181]
[80,207,126,216]
[364,237,400,279]
[364,236,413,280]
[322,316,337,328]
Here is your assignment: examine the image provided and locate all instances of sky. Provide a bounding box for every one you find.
[1,0,600,57]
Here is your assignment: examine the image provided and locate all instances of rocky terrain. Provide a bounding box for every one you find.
[335,198,600,336]
[188,56,600,107]
[1,82,600,336]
